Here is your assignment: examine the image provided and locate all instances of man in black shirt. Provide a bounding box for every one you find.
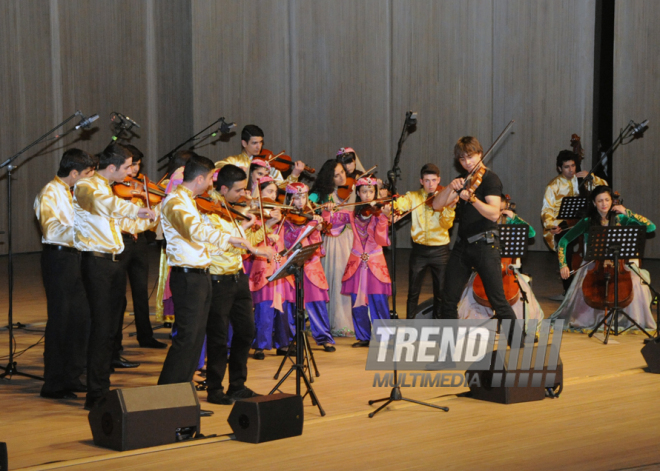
[432,136,518,341]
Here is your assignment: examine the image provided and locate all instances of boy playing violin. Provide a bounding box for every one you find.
[432,136,519,344]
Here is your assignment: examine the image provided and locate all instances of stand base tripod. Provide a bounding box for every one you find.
[273,330,320,381]
[0,361,44,381]
[589,306,653,344]
[368,371,449,418]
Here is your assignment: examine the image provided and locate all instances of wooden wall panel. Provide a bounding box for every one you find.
[289,0,391,170]
[391,0,493,247]
[614,0,660,258]
[492,0,596,251]
[191,0,291,163]
[0,1,55,254]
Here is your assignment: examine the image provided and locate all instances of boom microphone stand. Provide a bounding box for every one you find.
[387,111,417,320]
[0,111,93,381]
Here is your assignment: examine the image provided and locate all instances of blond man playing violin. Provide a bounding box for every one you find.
[432,136,520,346]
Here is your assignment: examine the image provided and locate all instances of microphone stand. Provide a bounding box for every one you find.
[0,111,82,381]
[387,111,416,320]
[578,119,647,193]
[156,117,229,165]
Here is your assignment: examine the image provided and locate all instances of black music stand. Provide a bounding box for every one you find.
[498,224,530,329]
[268,242,325,416]
[585,226,652,343]
[557,196,587,221]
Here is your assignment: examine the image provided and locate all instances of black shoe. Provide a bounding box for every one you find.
[352,340,369,348]
[195,380,208,391]
[66,381,88,393]
[227,387,261,402]
[84,396,102,410]
[323,344,336,352]
[111,356,140,368]
[253,349,265,360]
[200,409,214,417]
[138,337,168,349]
[41,389,77,400]
[277,345,296,356]
[207,389,233,405]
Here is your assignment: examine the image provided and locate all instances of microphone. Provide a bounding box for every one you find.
[631,119,649,139]
[119,113,141,128]
[220,119,236,134]
[75,113,99,130]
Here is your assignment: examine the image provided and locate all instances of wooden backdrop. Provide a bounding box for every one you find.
[2,0,656,256]
[614,0,660,258]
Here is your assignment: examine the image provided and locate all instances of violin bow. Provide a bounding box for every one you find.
[459,119,515,193]
[395,191,439,220]
[220,194,246,239]
[256,182,270,248]
[142,175,154,222]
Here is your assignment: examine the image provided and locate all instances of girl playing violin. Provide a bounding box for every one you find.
[328,177,393,347]
[248,176,295,359]
[551,186,657,332]
[247,159,271,197]
[457,194,545,335]
[282,182,336,352]
[309,159,356,337]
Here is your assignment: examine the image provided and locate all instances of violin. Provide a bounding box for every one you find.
[472,194,520,308]
[581,191,634,310]
[258,148,315,174]
[195,192,250,222]
[337,177,355,201]
[113,174,165,205]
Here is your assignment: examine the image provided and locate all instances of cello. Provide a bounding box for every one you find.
[472,195,520,307]
[580,192,634,310]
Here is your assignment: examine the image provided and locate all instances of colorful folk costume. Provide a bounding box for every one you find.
[550,209,657,333]
[331,177,392,344]
[282,182,335,348]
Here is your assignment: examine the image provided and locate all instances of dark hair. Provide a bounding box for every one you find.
[556,150,579,170]
[122,144,144,162]
[420,163,440,178]
[336,151,356,165]
[241,124,264,143]
[182,154,215,182]
[166,149,195,179]
[587,186,614,225]
[310,159,344,202]
[353,181,377,217]
[248,162,269,192]
[215,164,247,192]
[259,179,278,194]
[97,143,131,171]
[56,148,96,177]
[454,136,483,160]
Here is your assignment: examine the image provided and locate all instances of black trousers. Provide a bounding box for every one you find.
[441,238,517,328]
[40,248,90,393]
[406,243,450,319]
[113,233,154,355]
[158,271,211,385]
[81,254,127,399]
[207,273,254,393]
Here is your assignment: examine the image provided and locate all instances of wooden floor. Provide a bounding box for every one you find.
[1,248,660,471]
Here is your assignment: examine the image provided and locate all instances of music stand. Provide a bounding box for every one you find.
[498,224,530,330]
[268,242,326,416]
[557,196,587,221]
[584,226,652,343]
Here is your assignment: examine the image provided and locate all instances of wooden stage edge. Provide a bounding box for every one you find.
[2,251,660,470]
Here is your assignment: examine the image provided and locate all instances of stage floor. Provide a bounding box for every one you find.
[1,248,660,470]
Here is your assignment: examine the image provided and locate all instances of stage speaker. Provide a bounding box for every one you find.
[228,393,303,443]
[641,338,660,373]
[88,382,200,451]
[465,345,563,404]
[0,442,7,471]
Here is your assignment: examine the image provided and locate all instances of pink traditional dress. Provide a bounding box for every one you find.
[249,219,295,351]
[332,208,392,342]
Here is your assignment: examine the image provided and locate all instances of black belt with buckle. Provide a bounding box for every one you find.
[466,230,500,244]
[43,244,79,254]
[211,271,243,283]
[82,251,123,262]
[171,266,210,275]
